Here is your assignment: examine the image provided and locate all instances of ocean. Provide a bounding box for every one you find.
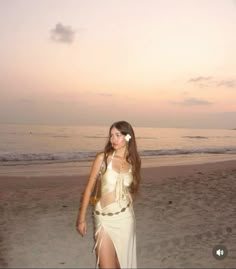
[1,123,236,170]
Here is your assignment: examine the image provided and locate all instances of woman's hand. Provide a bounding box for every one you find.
[76,220,87,237]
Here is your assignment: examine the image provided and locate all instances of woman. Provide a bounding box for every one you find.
[77,120,141,268]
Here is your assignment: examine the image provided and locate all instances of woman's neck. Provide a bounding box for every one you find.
[114,147,127,159]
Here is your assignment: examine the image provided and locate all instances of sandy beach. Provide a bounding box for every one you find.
[1,160,236,268]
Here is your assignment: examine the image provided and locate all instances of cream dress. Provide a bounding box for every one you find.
[93,151,137,268]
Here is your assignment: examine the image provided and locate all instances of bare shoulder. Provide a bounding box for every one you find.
[94,152,105,165]
[88,152,105,178]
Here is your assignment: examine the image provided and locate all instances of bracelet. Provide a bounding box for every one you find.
[78,220,85,224]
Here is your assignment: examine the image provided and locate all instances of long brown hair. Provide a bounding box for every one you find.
[103,121,141,193]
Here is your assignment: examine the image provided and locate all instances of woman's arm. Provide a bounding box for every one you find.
[76,152,104,236]
[128,191,133,206]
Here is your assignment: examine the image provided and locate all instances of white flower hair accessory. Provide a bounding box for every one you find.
[125,134,131,142]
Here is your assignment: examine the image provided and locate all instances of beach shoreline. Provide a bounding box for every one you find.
[1,153,236,177]
[1,160,236,268]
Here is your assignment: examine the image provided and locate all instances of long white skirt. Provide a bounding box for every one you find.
[93,201,137,268]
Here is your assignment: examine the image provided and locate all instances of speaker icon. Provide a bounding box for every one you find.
[216,249,224,256]
[213,245,228,260]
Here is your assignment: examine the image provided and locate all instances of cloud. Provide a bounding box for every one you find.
[188,76,236,89]
[188,76,212,83]
[98,92,113,97]
[50,23,76,44]
[217,80,236,88]
[173,97,213,106]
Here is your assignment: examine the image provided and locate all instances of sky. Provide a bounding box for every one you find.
[0,0,236,129]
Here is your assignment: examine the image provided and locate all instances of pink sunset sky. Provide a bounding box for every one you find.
[0,0,236,128]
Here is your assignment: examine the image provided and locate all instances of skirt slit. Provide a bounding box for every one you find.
[93,201,137,268]
[94,225,120,268]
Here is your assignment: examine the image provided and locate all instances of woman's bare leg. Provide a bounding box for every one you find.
[96,228,120,269]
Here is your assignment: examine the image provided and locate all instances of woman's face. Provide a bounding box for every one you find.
[110,127,126,150]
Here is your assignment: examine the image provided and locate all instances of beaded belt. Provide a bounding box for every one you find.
[93,202,130,216]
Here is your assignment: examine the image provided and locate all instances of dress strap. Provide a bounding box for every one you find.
[107,151,115,169]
